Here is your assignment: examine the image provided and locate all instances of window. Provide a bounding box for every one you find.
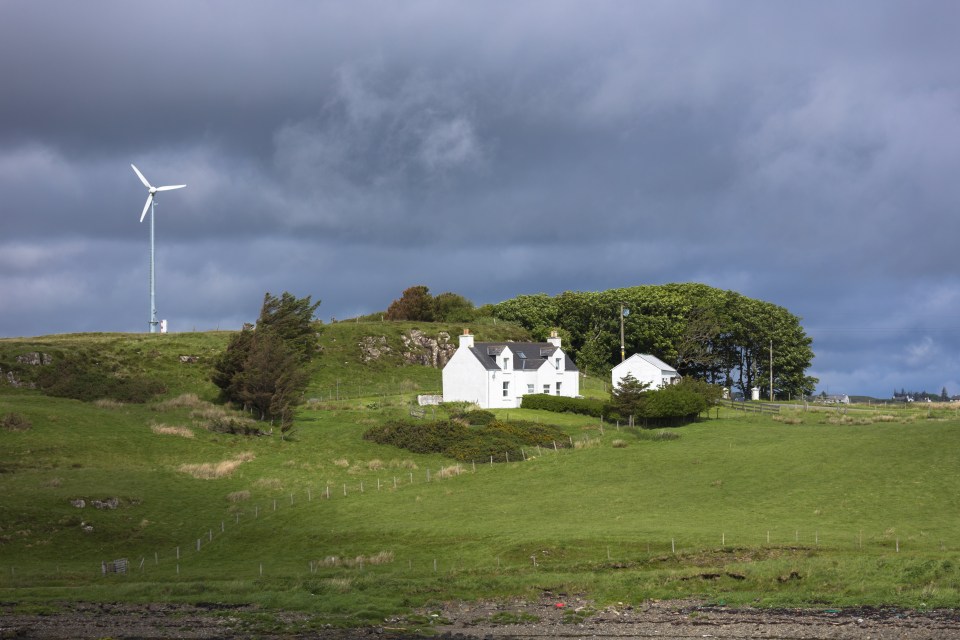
[543,384,550,394]
[555,357,561,369]
[527,384,535,394]
[502,381,510,397]
[556,381,562,395]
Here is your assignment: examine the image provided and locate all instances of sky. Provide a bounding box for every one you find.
[2,1,959,398]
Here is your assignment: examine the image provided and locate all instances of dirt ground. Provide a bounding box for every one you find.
[2,597,960,639]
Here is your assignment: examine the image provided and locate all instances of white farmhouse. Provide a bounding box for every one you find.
[442,330,580,409]
[611,354,680,390]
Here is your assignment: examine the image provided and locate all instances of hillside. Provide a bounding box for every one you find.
[1,326,959,630]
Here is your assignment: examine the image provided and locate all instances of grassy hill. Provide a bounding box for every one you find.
[1,324,959,626]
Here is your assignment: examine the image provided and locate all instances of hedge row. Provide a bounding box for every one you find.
[519,394,607,417]
[363,418,568,463]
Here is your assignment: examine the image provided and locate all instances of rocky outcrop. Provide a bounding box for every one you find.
[16,352,52,366]
[358,336,392,363]
[401,330,454,368]
[358,330,456,368]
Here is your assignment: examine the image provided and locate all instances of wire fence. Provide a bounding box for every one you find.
[0,441,953,585]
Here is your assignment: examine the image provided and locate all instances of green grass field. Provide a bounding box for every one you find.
[1,327,959,623]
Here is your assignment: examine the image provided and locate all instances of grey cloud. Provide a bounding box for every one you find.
[3,1,960,396]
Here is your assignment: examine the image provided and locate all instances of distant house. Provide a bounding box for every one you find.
[611,354,680,391]
[441,330,579,409]
[816,394,850,404]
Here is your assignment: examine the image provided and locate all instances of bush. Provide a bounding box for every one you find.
[460,409,496,425]
[363,418,569,462]
[36,352,166,403]
[1,412,31,431]
[520,394,608,417]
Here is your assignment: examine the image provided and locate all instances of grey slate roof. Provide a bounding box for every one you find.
[632,353,678,375]
[466,341,578,372]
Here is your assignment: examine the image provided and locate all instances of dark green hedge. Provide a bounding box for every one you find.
[363,418,568,462]
[519,394,608,417]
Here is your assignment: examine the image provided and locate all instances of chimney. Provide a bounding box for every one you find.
[546,330,561,348]
[459,328,474,349]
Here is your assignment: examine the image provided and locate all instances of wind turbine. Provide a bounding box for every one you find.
[131,164,185,333]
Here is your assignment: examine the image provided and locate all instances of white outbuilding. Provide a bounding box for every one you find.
[611,353,680,390]
[442,330,580,409]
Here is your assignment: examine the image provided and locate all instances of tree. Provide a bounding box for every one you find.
[212,291,320,427]
[610,373,650,426]
[432,292,475,322]
[385,285,434,321]
[255,292,322,361]
[942,387,950,402]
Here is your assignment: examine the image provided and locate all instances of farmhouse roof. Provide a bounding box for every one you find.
[618,353,678,374]
[466,341,578,372]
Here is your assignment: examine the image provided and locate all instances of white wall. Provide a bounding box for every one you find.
[443,343,580,409]
[441,347,490,407]
[611,354,678,390]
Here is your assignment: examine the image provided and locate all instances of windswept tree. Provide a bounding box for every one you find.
[212,292,321,434]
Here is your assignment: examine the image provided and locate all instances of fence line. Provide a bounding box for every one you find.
[1,439,950,583]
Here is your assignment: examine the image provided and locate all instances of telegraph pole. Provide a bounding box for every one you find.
[620,304,628,362]
[769,339,774,402]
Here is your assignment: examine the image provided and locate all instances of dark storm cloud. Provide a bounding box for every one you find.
[2,1,960,396]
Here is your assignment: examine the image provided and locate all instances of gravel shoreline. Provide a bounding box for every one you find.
[3,598,960,639]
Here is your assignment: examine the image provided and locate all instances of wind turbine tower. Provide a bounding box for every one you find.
[131,164,186,333]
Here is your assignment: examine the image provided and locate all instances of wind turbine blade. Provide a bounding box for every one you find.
[131,164,152,189]
[139,194,153,223]
[155,184,186,192]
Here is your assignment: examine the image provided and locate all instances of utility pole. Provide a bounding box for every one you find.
[769,339,774,402]
[620,304,628,362]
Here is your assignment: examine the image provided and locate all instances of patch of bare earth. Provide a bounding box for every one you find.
[423,595,960,639]
[2,599,960,639]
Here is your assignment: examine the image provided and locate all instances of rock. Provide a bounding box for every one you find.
[70,499,86,509]
[359,336,392,362]
[92,498,120,510]
[401,330,454,368]
[16,352,52,366]
[179,355,199,364]
[3,370,35,389]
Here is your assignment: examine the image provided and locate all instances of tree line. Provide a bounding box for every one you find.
[491,283,816,399]
[361,282,816,400]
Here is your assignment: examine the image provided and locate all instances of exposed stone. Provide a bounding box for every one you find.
[3,369,35,389]
[401,330,454,368]
[179,355,199,364]
[16,352,52,366]
[92,498,120,510]
[358,336,392,362]
[70,499,86,509]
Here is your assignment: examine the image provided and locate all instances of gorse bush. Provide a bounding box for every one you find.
[363,418,568,462]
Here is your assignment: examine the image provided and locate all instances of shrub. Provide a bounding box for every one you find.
[460,409,496,425]
[36,352,166,403]
[520,394,608,417]
[1,412,31,431]
[363,418,568,462]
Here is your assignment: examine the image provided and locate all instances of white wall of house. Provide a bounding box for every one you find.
[611,354,680,390]
[442,332,580,409]
[441,338,490,407]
